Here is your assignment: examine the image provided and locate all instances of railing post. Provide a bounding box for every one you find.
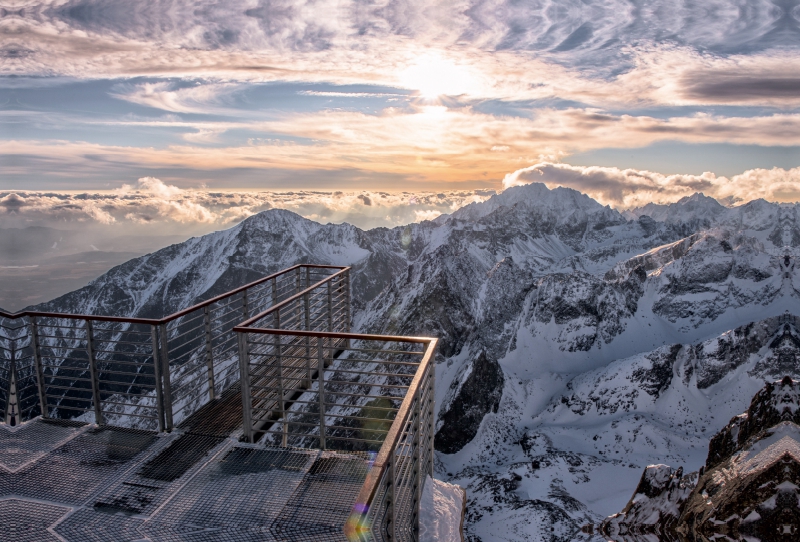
[428,362,435,479]
[29,317,48,419]
[327,280,333,332]
[150,325,166,432]
[317,335,326,450]
[326,280,333,366]
[277,329,287,448]
[237,331,253,443]
[412,386,422,540]
[6,336,16,425]
[390,445,397,540]
[203,306,216,402]
[242,289,249,320]
[158,323,174,431]
[345,268,352,335]
[85,320,104,425]
[271,276,278,307]
[304,292,311,388]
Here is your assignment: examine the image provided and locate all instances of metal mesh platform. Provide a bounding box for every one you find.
[177,384,245,438]
[2,423,157,505]
[270,454,373,541]
[0,418,86,473]
[0,499,70,542]
[3,418,371,542]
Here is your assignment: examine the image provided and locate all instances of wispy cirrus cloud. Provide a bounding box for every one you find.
[109,81,245,114]
[4,1,799,108]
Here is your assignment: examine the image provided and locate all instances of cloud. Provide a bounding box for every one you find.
[110,82,243,114]
[4,1,798,109]
[503,162,800,208]
[0,177,496,233]
[5,164,799,243]
[297,90,407,98]
[5,104,800,189]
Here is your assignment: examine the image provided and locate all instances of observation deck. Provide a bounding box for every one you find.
[0,265,436,542]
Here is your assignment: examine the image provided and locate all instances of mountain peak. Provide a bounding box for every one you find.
[450,182,617,222]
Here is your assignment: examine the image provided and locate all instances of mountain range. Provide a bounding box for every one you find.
[23,183,800,541]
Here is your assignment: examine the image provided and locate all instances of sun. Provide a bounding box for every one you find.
[399,53,476,99]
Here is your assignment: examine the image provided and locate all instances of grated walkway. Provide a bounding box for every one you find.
[0,418,370,542]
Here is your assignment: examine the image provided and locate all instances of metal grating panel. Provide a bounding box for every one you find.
[0,418,86,474]
[270,454,371,541]
[176,383,243,438]
[138,433,225,482]
[9,426,156,505]
[55,508,146,542]
[142,447,316,536]
[0,499,70,542]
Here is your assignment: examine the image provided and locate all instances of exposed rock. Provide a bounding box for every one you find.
[604,377,800,541]
[435,351,504,454]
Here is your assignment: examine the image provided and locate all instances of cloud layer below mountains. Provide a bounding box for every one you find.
[0,177,494,235]
[3,165,799,243]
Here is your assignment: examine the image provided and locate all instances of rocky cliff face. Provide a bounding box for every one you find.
[436,351,504,454]
[603,377,800,542]
[27,184,800,541]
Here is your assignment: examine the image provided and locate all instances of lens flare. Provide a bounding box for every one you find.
[345,503,371,541]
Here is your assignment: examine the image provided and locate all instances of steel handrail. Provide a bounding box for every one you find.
[0,264,347,324]
[234,267,350,329]
[348,338,436,534]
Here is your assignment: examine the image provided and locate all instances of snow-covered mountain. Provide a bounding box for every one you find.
[602,376,800,541]
[28,183,800,541]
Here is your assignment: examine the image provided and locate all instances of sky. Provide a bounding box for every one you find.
[2,0,800,235]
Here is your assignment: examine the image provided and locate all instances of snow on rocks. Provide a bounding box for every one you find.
[420,476,466,542]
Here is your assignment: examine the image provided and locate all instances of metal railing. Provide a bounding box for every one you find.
[0,265,346,431]
[1,262,437,540]
[234,320,436,540]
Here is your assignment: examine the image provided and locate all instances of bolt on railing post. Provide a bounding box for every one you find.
[202,306,216,402]
[158,323,174,431]
[317,335,326,450]
[150,325,166,432]
[29,317,48,419]
[237,331,253,443]
[85,320,104,426]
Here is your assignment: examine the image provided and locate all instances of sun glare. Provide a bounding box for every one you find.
[399,53,476,99]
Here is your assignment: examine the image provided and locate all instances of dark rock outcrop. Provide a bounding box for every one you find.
[435,351,504,454]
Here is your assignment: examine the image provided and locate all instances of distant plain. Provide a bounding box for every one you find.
[0,227,186,311]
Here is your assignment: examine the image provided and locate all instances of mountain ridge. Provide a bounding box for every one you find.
[24,182,800,541]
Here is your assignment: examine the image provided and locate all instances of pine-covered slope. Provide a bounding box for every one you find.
[30,184,800,541]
